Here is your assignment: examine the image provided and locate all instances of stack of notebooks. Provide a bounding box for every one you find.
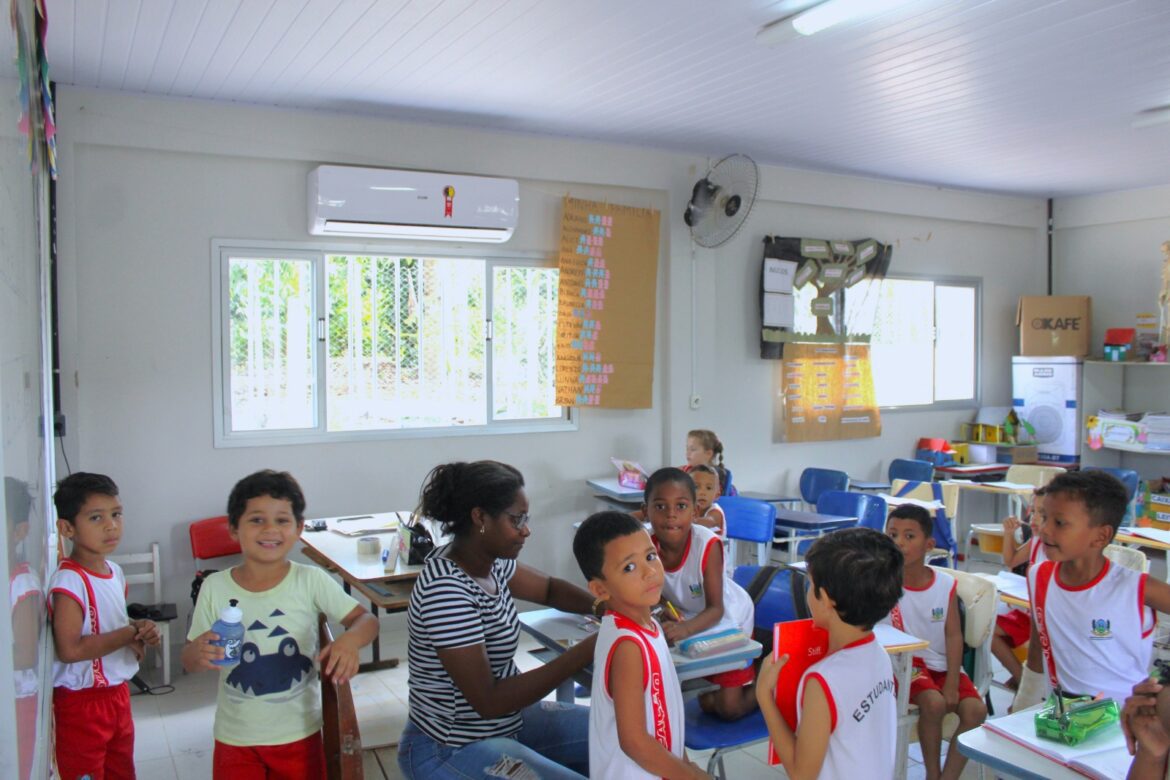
[1142,412,1170,451]
[981,706,1130,780]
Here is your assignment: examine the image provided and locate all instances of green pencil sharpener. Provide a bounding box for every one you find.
[1033,693,1120,746]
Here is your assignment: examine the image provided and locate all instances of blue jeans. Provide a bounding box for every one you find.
[398,701,589,780]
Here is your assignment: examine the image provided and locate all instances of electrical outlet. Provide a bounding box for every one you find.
[689,394,701,409]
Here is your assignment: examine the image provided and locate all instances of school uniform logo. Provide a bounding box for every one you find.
[931,607,945,622]
[689,583,703,598]
[1090,618,1112,639]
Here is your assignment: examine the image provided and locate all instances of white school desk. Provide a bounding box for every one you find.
[957,719,1086,780]
[300,512,424,672]
[586,477,644,509]
[518,607,763,703]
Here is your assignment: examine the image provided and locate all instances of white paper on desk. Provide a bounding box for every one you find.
[982,481,1037,490]
[1123,526,1170,545]
[763,292,794,328]
[973,571,1028,602]
[982,708,1126,768]
[876,493,943,510]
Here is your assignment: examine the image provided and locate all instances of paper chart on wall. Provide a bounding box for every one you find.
[779,343,881,441]
[555,197,660,408]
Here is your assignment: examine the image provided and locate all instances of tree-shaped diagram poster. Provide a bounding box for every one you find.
[555,197,660,408]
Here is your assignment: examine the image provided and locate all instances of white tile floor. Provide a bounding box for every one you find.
[135,606,1013,780]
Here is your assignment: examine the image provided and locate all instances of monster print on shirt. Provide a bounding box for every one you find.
[225,608,314,702]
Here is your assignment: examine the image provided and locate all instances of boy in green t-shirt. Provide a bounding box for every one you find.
[182,470,378,778]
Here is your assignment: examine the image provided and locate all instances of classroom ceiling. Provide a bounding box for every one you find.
[32,0,1170,197]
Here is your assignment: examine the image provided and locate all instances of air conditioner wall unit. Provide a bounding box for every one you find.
[308,165,519,243]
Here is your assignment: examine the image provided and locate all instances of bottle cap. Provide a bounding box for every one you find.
[219,598,243,624]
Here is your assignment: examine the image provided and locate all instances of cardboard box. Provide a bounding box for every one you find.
[1017,296,1091,357]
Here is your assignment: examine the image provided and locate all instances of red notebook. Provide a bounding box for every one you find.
[768,618,830,766]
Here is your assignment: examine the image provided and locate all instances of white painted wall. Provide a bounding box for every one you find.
[54,87,1048,645]
[1054,185,1170,346]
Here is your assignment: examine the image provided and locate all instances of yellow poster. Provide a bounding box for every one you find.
[779,343,881,442]
[555,197,660,408]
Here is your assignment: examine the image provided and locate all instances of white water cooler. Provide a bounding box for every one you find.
[1011,356,1082,465]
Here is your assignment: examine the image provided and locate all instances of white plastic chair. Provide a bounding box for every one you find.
[1104,542,1149,573]
[110,542,175,685]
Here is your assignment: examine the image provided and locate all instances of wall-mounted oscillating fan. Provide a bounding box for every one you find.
[683,153,759,248]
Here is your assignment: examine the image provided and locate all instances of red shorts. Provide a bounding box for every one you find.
[706,664,756,688]
[213,732,325,780]
[909,666,981,703]
[53,682,135,780]
[996,609,1031,648]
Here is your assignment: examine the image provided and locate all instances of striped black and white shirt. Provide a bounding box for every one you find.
[406,545,521,746]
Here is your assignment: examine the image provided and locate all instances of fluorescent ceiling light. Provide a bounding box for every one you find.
[757,0,914,44]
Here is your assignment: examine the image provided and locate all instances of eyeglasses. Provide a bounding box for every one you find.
[503,510,531,531]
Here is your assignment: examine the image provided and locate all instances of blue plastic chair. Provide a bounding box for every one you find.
[798,467,850,507]
[817,490,888,532]
[720,496,776,567]
[888,458,934,484]
[720,466,736,497]
[686,564,804,778]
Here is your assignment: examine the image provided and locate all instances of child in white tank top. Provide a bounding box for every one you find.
[755,527,904,779]
[645,468,757,721]
[1014,471,1170,713]
[884,504,986,780]
[572,511,706,779]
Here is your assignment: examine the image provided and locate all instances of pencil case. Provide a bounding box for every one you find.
[1033,693,1119,746]
[677,628,750,659]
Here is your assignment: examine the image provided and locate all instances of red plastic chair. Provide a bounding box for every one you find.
[189,515,240,568]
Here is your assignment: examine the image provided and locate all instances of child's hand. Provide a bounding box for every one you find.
[129,637,146,662]
[188,630,225,671]
[1002,515,1021,533]
[319,633,362,686]
[1123,679,1169,757]
[131,619,161,647]
[755,653,788,697]
[684,758,710,779]
[943,677,960,711]
[662,619,690,645]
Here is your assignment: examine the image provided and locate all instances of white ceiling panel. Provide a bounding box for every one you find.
[40,0,1170,196]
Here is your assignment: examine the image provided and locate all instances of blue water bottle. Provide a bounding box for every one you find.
[210,599,244,666]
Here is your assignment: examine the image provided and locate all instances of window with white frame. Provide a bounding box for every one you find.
[214,244,567,445]
[792,275,980,408]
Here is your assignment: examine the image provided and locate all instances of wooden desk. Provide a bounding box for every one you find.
[1117,526,1170,551]
[772,508,857,562]
[301,512,424,672]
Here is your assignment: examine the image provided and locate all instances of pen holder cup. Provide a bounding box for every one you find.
[1034,694,1119,746]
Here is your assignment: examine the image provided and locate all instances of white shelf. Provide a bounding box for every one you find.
[1089,441,1170,456]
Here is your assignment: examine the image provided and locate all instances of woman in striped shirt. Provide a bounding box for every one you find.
[398,461,599,780]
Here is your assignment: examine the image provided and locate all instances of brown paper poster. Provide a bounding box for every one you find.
[779,343,881,442]
[555,197,660,408]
